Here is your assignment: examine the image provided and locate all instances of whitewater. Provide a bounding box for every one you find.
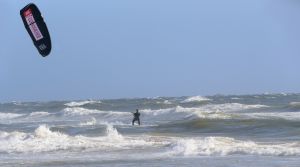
[1,94,300,166]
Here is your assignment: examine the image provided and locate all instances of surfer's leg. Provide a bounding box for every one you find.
[138,119,140,125]
[132,118,136,125]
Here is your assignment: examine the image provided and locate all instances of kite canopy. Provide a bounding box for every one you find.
[20,3,51,57]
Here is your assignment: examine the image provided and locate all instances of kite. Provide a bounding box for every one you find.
[20,3,51,57]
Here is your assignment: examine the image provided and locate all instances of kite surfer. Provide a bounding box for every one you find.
[132,109,141,125]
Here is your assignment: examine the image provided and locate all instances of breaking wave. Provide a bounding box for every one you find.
[289,102,300,110]
[166,137,300,156]
[142,103,268,120]
[63,107,100,115]
[0,112,24,120]
[79,117,97,126]
[181,96,211,103]
[62,107,128,116]
[29,111,50,117]
[0,125,299,156]
[0,124,156,153]
[242,112,300,121]
[64,100,101,107]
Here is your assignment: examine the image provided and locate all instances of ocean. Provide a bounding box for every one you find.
[1,93,300,167]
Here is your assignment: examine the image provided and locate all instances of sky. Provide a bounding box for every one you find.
[1,0,300,102]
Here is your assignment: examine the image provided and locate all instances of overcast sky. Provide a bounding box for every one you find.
[1,0,300,102]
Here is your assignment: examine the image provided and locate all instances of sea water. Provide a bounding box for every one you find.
[1,93,300,166]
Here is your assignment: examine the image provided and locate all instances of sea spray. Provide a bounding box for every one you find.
[105,124,124,141]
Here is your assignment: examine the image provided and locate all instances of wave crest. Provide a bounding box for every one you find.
[141,103,268,119]
[79,117,97,126]
[29,111,50,117]
[0,112,24,120]
[289,102,300,110]
[0,124,154,153]
[167,137,300,156]
[64,100,101,107]
[63,107,100,115]
[181,96,211,103]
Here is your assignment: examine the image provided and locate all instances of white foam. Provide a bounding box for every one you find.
[29,111,50,117]
[231,97,241,100]
[181,96,211,103]
[156,100,172,105]
[63,107,129,117]
[163,100,172,104]
[170,139,198,156]
[1,125,299,156]
[141,103,300,121]
[0,112,24,120]
[167,137,300,156]
[200,103,268,112]
[0,124,159,153]
[174,106,232,119]
[183,103,267,118]
[64,103,267,122]
[142,108,174,116]
[64,100,101,107]
[0,125,71,153]
[141,103,268,119]
[97,121,131,126]
[79,117,97,126]
[12,101,23,106]
[105,124,124,141]
[63,107,100,115]
[242,112,300,121]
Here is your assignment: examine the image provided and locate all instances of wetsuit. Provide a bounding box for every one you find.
[132,111,140,125]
